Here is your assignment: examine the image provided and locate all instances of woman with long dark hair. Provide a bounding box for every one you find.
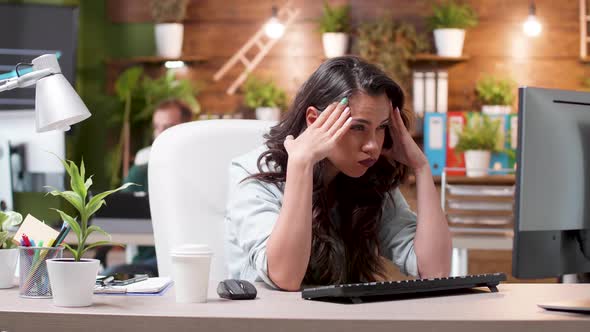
[225,56,451,291]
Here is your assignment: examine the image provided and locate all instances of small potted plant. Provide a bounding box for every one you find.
[455,113,502,177]
[46,158,133,307]
[476,75,516,115]
[427,0,478,57]
[243,76,287,121]
[0,211,23,288]
[318,1,351,58]
[150,0,189,58]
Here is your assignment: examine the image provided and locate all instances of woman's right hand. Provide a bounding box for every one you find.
[283,98,352,165]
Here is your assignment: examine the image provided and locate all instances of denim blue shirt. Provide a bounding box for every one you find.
[224,146,419,289]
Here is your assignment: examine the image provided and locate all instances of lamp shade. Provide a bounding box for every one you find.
[35,73,91,132]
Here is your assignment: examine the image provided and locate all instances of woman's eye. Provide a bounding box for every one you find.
[350,125,365,131]
[377,124,388,130]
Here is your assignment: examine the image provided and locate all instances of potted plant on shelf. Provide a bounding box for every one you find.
[455,113,502,177]
[318,1,351,58]
[427,0,478,57]
[150,0,189,58]
[356,14,429,93]
[0,211,23,288]
[476,75,516,115]
[243,76,287,121]
[46,158,133,307]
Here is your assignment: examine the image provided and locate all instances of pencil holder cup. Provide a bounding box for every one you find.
[18,246,63,298]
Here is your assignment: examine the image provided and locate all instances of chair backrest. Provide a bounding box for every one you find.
[148,119,273,280]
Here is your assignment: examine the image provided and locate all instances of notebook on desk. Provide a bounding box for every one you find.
[94,277,173,295]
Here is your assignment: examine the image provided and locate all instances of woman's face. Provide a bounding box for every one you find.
[327,92,392,178]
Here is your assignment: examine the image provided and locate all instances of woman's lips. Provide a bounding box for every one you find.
[358,158,377,167]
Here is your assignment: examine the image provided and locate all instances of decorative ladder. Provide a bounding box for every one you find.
[213,1,301,95]
[581,0,589,60]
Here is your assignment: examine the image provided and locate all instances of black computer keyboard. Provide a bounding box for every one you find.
[301,272,507,303]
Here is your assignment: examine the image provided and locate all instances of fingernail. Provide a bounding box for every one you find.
[396,107,400,112]
[343,107,350,113]
[340,97,348,105]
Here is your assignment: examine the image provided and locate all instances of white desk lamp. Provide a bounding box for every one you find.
[0,54,91,132]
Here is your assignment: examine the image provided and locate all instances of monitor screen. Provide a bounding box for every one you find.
[0,4,78,110]
[513,87,590,279]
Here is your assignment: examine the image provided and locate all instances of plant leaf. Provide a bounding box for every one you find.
[84,175,93,191]
[83,225,111,244]
[85,182,136,218]
[81,241,122,257]
[51,208,81,243]
[60,243,79,260]
[46,189,84,215]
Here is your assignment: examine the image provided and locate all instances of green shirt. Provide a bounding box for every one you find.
[123,164,154,263]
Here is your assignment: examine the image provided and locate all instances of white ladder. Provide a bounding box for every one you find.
[213,1,300,95]
[580,0,589,59]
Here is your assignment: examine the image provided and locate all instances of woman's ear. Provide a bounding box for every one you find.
[305,106,321,127]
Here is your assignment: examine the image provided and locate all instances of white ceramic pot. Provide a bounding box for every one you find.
[322,32,349,58]
[0,248,18,288]
[47,258,100,307]
[482,105,512,115]
[465,150,491,177]
[255,107,281,121]
[433,28,466,57]
[155,23,184,58]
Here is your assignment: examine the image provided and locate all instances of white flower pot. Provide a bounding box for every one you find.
[322,32,349,58]
[482,105,512,115]
[155,23,184,58]
[465,150,491,177]
[433,29,466,57]
[47,258,100,307]
[0,249,18,288]
[255,107,281,121]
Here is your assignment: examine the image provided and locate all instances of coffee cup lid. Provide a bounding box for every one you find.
[170,244,213,256]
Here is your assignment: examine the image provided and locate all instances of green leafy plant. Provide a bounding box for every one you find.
[243,76,288,110]
[107,68,202,188]
[137,70,201,123]
[455,113,502,153]
[149,0,189,23]
[475,75,516,106]
[0,211,23,249]
[427,1,478,30]
[47,158,134,261]
[318,1,351,33]
[356,15,429,91]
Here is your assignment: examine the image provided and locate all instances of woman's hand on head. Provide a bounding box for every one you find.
[284,99,352,166]
[382,103,428,171]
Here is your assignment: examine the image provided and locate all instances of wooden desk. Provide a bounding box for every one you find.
[1,283,589,332]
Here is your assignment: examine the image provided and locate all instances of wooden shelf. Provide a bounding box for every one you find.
[411,53,470,63]
[107,55,208,66]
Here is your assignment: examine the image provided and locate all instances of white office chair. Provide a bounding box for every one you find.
[148,119,274,280]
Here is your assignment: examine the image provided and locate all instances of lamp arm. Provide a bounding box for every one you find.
[0,68,55,92]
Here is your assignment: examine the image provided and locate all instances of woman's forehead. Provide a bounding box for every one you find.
[349,93,390,121]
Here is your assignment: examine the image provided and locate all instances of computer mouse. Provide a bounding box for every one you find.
[217,279,257,300]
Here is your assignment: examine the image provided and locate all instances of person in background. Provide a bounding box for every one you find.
[101,99,194,276]
[225,56,452,291]
[124,99,194,193]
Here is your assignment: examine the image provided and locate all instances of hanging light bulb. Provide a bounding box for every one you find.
[264,6,284,39]
[523,1,542,37]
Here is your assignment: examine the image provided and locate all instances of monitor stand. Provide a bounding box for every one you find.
[538,299,590,314]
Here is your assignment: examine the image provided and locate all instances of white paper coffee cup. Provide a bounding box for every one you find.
[170,244,213,303]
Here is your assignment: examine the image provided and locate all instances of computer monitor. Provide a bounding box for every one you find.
[513,87,590,280]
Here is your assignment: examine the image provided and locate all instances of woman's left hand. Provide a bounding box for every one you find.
[382,103,428,171]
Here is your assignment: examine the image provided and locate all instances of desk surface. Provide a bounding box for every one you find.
[64,231,514,250]
[1,283,589,332]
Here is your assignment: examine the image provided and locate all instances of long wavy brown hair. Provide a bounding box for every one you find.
[249,56,413,285]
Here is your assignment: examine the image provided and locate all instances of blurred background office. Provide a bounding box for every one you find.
[0,0,589,281]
